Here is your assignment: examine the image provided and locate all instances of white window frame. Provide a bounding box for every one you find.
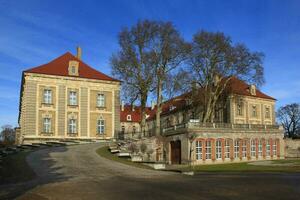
[44,89,52,104]
[234,140,240,158]
[195,140,203,160]
[97,93,105,107]
[258,139,263,157]
[97,119,105,134]
[266,140,271,156]
[69,91,77,105]
[69,119,77,134]
[225,139,231,159]
[265,107,270,119]
[251,139,256,157]
[127,115,132,121]
[43,118,51,133]
[242,140,247,158]
[205,140,212,160]
[252,105,257,117]
[216,140,222,160]
[273,140,277,156]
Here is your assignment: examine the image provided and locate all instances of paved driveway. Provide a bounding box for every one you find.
[3,143,300,200]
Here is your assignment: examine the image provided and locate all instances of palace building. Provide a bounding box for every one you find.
[17,48,121,144]
[120,77,285,165]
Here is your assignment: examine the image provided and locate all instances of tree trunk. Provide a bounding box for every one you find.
[140,95,147,137]
[156,76,163,136]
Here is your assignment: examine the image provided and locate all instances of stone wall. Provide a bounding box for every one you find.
[285,138,300,158]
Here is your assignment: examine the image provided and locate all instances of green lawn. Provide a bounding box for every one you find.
[187,159,300,173]
[0,151,36,184]
[96,146,153,170]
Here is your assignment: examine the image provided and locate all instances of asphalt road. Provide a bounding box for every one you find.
[2,143,300,200]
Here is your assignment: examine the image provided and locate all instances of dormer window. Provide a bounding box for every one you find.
[250,85,256,95]
[68,60,79,76]
[127,115,132,121]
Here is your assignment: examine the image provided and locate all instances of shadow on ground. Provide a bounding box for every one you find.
[0,146,72,200]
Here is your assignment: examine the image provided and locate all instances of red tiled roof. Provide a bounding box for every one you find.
[120,105,152,122]
[144,77,276,121]
[24,52,120,82]
[226,77,275,100]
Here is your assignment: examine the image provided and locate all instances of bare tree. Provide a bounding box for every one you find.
[0,125,16,145]
[277,103,300,137]
[185,31,264,123]
[152,22,190,136]
[111,20,157,133]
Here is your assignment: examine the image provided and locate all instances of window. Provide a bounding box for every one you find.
[225,139,231,159]
[242,140,247,158]
[234,140,240,158]
[237,101,243,116]
[127,115,132,121]
[265,107,270,119]
[97,94,105,107]
[273,140,277,156]
[43,118,51,133]
[258,139,263,157]
[121,126,125,134]
[69,91,77,105]
[71,66,76,74]
[205,140,212,160]
[215,140,222,159]
[251,139,256,157]
[195,140,203,160]
[266,140,271,156]
[97,119,105,134]
[68,119,77,133]
[252,105,257,117]
[43,89,52,104]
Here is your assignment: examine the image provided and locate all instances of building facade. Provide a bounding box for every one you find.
[120,77,284,165]
[17,48,120,144]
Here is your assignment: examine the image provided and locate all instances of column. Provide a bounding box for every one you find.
[211,138,216,161]
[221,138,225,161]
[246,139,251,160]
[262,138,266,159]
[202,139,206,161]
[270,138,273,158]
[255,138,259,159]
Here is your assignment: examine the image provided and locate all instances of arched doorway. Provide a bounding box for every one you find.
[170,140,181,164]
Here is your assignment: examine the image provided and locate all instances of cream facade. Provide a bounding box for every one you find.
[18,51,120,144]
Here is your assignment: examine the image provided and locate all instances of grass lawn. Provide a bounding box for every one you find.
[96,146,153,170]
[0,151,36,184]
[187,159,300,173]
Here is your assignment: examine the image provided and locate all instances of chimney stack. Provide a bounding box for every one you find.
[121,101,124,111]
[76,46,82,60]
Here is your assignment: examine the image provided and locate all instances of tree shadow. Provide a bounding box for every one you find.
[0,146,73,200]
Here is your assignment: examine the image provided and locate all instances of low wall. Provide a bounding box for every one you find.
[285,138,300,158]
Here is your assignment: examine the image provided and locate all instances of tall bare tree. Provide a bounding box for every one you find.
[277,103,300,137]
[111,20,158,133]
[152,22,190,136]
[0,125,15,145]
[186,31,264,123]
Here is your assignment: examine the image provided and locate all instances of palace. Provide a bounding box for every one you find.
[17,48,121,144]
[17,49,284,165]
[120,77,284,164]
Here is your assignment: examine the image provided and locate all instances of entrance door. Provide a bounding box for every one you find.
[170,140,181,164]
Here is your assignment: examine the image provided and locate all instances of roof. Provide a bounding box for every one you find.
[120,105,151,122]
[24,52,120,82]
[226,77,276,100]
[123,77,276,122]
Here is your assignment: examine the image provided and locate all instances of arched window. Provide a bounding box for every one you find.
[266,139,271,156]
[215,139,222,159]
[234,139,240,158]
[68,118,77,133]
[258,139,263,157]
[242,140,247,158]
[225,139,231,159]
[195,140,203,160]
[273,139,277,156]
[251,139,256,157]
[205,140,212,160]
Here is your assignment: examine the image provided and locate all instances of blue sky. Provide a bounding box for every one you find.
[0,0,300,126]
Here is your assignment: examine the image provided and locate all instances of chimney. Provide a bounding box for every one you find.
[121,101,124,111]
[76,46,82,60]
[151,101,155,110]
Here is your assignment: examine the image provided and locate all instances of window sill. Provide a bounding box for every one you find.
[41,132,54,135]
[42,103,53,106]
[96,106,106,109]
[68,105,79,107]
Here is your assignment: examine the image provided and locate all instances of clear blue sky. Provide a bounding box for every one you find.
[0,0,299,127]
